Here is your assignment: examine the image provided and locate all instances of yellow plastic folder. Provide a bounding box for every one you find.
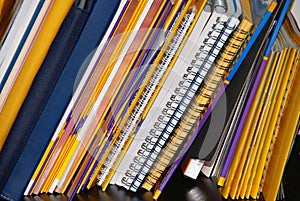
[0,0,74,150]
[249,48,297,199]
[262,53,300,201]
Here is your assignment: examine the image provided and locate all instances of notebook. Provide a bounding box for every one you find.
[130,10,230,192]
[139,0,245,194]
[95,0,200,190]
[53,0,167,197]
[181,18,252,180]
[156,2,278,199]
[142,15,240,193]
[113,6,211,190]
[82,1,185,190]
[82,0,177,191]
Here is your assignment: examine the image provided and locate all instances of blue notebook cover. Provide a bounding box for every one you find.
[0,0,120,200]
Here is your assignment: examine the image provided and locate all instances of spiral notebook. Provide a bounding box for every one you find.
[130,0,246,192]
[65,0,171,192]
[181,18,252,181]
[113,7,211,190]
[142,15,240,192]
[122,10,230,192]
[75,0,175,193]
[95,0,184,188]
[94,0,201,190]
[83,1,187,190]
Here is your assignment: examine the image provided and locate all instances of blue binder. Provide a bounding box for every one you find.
[0,0,120,200]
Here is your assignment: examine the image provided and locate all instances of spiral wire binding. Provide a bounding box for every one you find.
[142,17,248,189]
[124,16,231,192]
[96,12,195,186]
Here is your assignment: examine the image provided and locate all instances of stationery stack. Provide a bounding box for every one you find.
[0,0,299,201]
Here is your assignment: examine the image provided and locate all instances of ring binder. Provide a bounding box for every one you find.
[124,14,233,192]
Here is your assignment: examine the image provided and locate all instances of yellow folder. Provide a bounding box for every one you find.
[228,52,279,199]
[262,52,300,201]
[238,52,279,198]
[250,48,298,198]
[221,47,288,199]
[0,0,74,150]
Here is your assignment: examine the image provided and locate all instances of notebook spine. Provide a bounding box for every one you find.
[124,15,230,192]
[96,12,195,186]
[142,18,249,190]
